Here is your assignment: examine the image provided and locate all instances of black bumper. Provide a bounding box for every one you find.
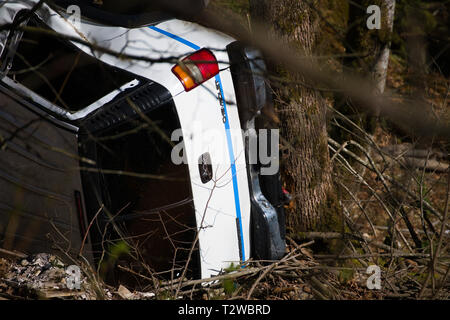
[227,41,286,261]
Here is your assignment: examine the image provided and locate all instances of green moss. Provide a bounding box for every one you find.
[338,268,355,284]
[350,259,363,267]
[293,232,308,240]
[409,271,428,283]
[377,257,388,267]
[319,192,345,254]
[214,0,249,14]
[222,278,237,295]
[318,191,343,232]
[224,263,240,273]
[318,138,329,171]
[99,240,131,279]
[156,290,175,300]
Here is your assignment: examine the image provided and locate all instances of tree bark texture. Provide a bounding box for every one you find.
[250,0,338,232]
[373,0,396,95]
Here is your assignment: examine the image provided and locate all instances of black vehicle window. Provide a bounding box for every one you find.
[9,16,136,112]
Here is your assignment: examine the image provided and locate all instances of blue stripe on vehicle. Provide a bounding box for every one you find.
[149,25,246,262]
[215,75,246,262]
[149,26,201,50]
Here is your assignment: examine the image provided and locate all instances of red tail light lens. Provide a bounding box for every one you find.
[172,48,219,92]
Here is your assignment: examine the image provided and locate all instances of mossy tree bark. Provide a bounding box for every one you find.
[250,0,340,232]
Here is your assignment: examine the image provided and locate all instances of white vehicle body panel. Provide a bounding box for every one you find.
[0,1,251,278]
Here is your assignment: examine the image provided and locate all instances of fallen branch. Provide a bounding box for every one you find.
[402,157,449,173]
[314,253,448,260]
[381,144,447,160]
[293,231,412,255]
[0,248,27,260]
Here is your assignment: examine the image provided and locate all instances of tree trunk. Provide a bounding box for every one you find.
[250,0,338,232]
[373,0,396,96]
[329,0,395,142]
[344,0,396,117]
